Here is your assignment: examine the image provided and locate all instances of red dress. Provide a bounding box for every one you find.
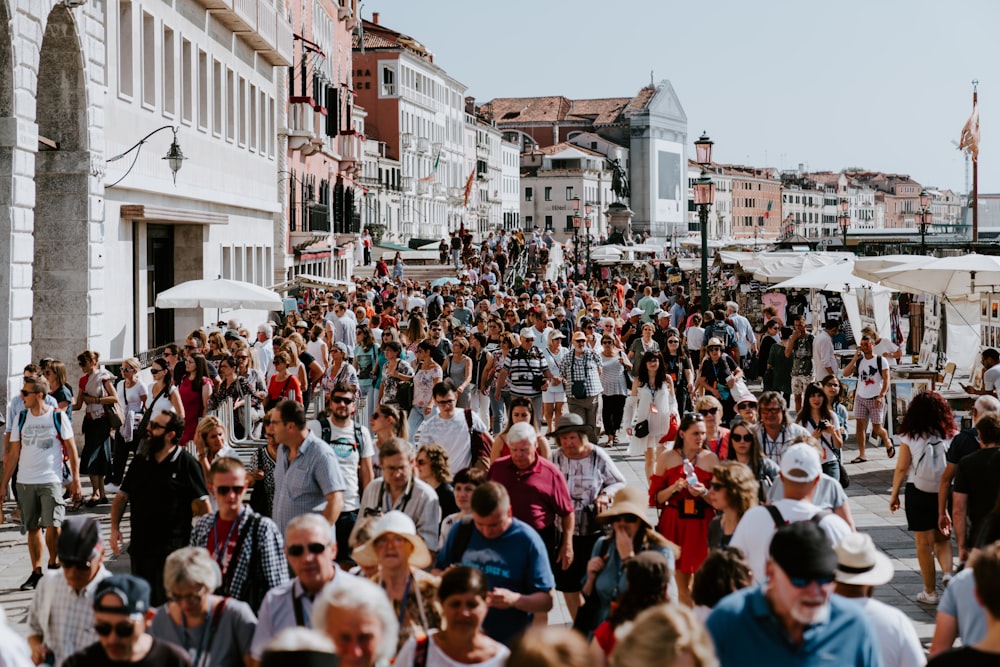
[649,464,716,574]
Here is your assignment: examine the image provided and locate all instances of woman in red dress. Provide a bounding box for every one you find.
[649,412,719,606]
[177,353,213,446]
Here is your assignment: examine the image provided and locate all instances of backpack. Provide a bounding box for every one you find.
[765,505,831,529]
[320,419,365,453]
[853,354,884,378]
[911,436,949,493]
[464,409,492,472]
[427,294,443,322]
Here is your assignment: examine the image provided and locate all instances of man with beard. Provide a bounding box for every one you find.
[707,521,880,667]
[109,411,210,606]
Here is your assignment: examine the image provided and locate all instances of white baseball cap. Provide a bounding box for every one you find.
[780,443,822,483]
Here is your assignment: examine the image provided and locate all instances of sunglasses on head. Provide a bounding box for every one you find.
[698,407,718,416]
[287,542,328,557]
[94,621,136,638]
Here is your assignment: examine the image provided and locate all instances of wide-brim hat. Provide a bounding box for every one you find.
[351,511,432,569]
[705,337,725,349]
[598,487,654,529]
[833,532,894,586]
[547,413,590,439]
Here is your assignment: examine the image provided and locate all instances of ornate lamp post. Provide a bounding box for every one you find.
[838,198,850,248]
[571,195,582,281]
[584,201,593,280]
[918,188,932,253]
[693,132,715,312]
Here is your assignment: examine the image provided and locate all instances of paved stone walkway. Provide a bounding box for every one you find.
[0,433,943,650]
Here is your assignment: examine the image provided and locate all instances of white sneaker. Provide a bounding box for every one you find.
[942,573,953,588]
[916,590,938,605]
[105,483,120,495]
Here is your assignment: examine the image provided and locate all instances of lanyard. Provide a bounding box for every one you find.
[181,601,214,667]
[212,509,244,575]
[762,428,785,459]
[385,575,413,629]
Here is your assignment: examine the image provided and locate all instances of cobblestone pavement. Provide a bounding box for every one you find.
[0,433,942,649]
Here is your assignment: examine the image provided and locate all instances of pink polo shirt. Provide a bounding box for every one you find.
[488,455,573,532]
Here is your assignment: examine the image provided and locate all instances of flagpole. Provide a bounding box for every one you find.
[973,82,979,242]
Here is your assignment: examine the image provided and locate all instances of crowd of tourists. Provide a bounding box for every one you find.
[4,264,1000,667]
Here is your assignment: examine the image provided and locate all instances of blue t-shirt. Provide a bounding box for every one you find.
[433,517,554,645]
[939,567,986,646]
[706,586,882,667]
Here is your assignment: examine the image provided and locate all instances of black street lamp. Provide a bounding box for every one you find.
[107,125,186,188]
[571,195,582,281]
[838,198,850,248]
[918,189,932,254]
[693,132,714,312]
[584,207,593,281]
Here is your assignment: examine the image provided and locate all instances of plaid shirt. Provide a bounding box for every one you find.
[559,348,603,397]
[191,507,288,608]
[28,565,113,666]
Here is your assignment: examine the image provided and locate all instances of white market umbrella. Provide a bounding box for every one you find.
[851,255,933,283]
[156,278,283,310]
[771,257,893,293]
[874,253,1000,296]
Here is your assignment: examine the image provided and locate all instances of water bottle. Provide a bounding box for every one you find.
[683,458,699,487]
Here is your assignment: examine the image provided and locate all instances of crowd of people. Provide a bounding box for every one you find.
[4,265,1000,666]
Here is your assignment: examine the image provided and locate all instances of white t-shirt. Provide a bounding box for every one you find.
[307,418,374,512]
[729,498,853,583]
[984,364,1000,392]
[395,630,509,667]
[854,355,886,400]
[872,338,900,366]
[840,597,924,667]
[145,384,179,417]
[414,410,489,475]
[686,326,705,351]
[12,408,74,485]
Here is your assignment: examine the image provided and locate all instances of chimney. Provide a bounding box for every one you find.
[465,96,476,115]
[372,11,379,24]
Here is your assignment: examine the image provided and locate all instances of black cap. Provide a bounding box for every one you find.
[58,516,101,563]
[94,575,151,615]
[769,522,837,581]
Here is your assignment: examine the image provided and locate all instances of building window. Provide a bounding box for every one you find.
[198,50,208,131]
[162,26,175,116]
[564,215,573,231]
[226,68,235,142]
[525,187,533,202]
[118,1,134,98]
[181,38,192,123]
[238,76,247,147]
[525,215,533,228]
[544,187,552,201]
[212,60,222,136]
[566,187,574,201]
[544,215,552,230]
[141,12,155,107]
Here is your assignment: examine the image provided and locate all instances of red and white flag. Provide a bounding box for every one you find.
[959,101,980,159]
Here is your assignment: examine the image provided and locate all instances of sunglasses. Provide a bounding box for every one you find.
[215,485,245,496]
[788,574,836,588]
[329,396,355,405]
[710,482,726,491]
[287,542,328,557]
[19,390,34,397]
[698,407,718,416]
[611,515,640,524]
[184,344,196,350]
[667,339,680,344]
[94,621,136,638]
[760,407,783,414]
[737,401,756,410]
[729,432,752,443]
[167,590,206,604]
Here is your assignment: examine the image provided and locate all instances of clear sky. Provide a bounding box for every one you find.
[361,0,999,194]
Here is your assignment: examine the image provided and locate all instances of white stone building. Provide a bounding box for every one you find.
[0,0,291,403]
[500,139,520,230]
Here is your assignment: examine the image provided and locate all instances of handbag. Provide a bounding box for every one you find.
[104,400,125,430]
[839,462,851,489]
[396,381,414,411]
[634,420,650,438]
[572,538,612,638]
[572,380,588,399]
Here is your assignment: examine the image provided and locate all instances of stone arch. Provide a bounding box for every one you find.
[32,5,91,365]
